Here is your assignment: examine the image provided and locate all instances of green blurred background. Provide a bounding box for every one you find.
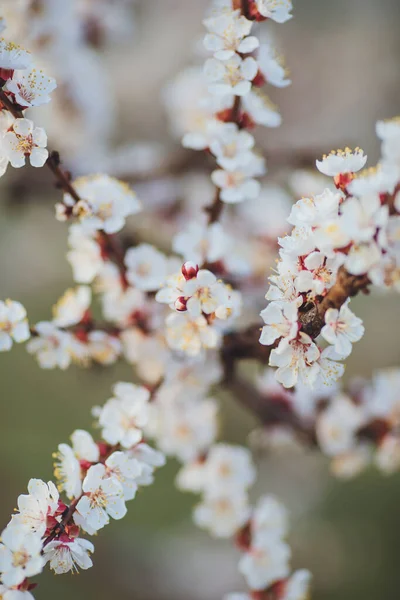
[2,0,400,599]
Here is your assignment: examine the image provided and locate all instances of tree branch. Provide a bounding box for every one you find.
[225,372,317,444]
[221,266,371,377]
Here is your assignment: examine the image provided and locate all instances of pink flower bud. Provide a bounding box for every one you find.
[182,261,199,280]
[174,296,188,312]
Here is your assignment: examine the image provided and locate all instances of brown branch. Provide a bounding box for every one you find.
[221,324,272,380]
[205,188,224,225]
[42,497,80,548]
[299,267,370,338]
[225,373,317,444]
[46,151,81,203]
[221,266,371,376]
[0,87,24,118]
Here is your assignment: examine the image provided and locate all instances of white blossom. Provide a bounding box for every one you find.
[94,382,150,448]
[193,490,251,538]
[102,285,146,328]
[87,331,122,365]
[0,586,34,600]
[316,148,367,177]
[183,270,230,317]
[204,55,257,96]
[256,0,293,23]
[128,443,166,486]
[105,451,142,501]
[5,68,57,108]
[0,300,30,351]
[259,301,299,351]
[10,479,59,536]
[124,244,176,292]
[53,286,91,328]
[149,397,218,463]
[238,536,291,590]
[209,122,255,171]
[279,225,316,258]
[74,464,126,532]
[282,570,312,600]
[348,164,399,197]
[269,333,320,388]
[70,430,100,463]
[43,537,94,574]
[340,194,388,244]
[344,241,382,276]
[288,188,342,228]
[0,526,44,587]
[316,394,363,456]
[53,443,82,501]
[26,322,75,370]
[0,39,32,72]
[257,43,291,88]
[176,460,207,494]
[53,430,98,501]
[321,303,365,358]
[202,444,256,494]
[165,313,221,356]
[315,347,346,388]
[211,154,265,203]
[66,225,104,284]
[242,89,282,128]
[68,174,141,234]
[312,221,350,257]
[2,118,48,168]
[203,9,259,60]
[157,263,231,317]
[252,495,289,542]
[164,66,233,149]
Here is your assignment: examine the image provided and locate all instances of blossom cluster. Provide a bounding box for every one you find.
[260,121,400,389]
[316,367,400,478]
[257,365,400,480]
[0,1,140,172]
[0,382,165,599]
[5,0,400,598]
[144,351,310,600]
[26,285,123,370]
[156,261,241,356]
[199,0,291,204]
[165,0,292,210]
[0,38,56,173]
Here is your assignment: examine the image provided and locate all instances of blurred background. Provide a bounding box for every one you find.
[1,0,400,599]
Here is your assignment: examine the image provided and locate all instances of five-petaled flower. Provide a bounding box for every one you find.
[74,464,127,533]
[2,118,48,168]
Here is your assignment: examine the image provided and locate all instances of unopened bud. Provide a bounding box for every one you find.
[175,296,188,312]
[182,261,199,280]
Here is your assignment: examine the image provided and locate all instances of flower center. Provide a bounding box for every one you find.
[16,134,34,155]
[12,549,30,568]
[90,488,108,509]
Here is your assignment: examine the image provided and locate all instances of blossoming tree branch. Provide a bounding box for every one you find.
[1,0,400,599]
